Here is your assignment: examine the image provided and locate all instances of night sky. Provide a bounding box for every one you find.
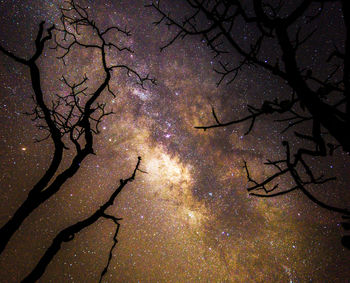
[0,0,350,282]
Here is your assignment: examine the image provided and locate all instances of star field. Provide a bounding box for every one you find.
[0,0,350,282]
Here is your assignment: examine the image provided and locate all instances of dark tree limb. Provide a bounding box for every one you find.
[21,157,142,283]
[0,21,64,255]
[98,213,123,283]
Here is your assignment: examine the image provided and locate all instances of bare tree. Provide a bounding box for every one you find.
[147,0,350,248]
[0,0,153,266]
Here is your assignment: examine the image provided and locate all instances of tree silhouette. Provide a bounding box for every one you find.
[0,1,153,280]
[148,0,350,248]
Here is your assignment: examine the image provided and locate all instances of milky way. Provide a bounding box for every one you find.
[0,0,349,282]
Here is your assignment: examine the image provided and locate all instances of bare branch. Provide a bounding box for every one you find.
[22,157,142,282]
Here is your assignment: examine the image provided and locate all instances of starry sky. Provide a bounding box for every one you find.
[0,0,350,282]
